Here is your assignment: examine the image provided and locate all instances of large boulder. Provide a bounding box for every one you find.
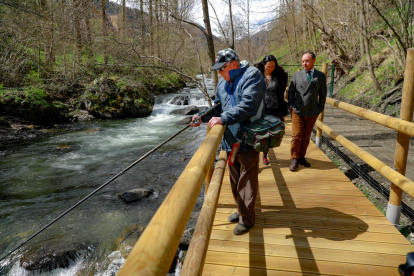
[0,89,73,125]
[82,78,154,119]
[20,242,90,272]
[170,105,199,116]
[169,95,203,105]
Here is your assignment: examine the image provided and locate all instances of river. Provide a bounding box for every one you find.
[0,78,214,275]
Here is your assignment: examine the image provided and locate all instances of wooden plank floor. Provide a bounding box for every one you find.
[202,119,413,276]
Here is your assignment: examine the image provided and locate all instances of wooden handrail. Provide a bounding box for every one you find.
[315,120,414,198]
[117,125,225,276]
[180,150,227,276]
[325,97,414,137]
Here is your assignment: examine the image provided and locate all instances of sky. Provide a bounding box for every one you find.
[194,0,277,36]
[115,0,278,37]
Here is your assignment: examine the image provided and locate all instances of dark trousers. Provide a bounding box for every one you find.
[228,149,259,227]
[290,110,318,159]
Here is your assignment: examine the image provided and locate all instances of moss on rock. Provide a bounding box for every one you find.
[82,77,155,119]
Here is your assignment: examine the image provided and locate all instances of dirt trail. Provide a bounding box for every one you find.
[321,104,414,181]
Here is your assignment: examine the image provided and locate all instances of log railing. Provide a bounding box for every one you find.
[117,124,225,275]
[318,48,414,228]
[180,150,227,276]
[315,120,414,198]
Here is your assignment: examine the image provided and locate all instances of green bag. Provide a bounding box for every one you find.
[243,115,285,152]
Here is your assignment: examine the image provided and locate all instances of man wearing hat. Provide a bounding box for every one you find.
[191,48,266,235]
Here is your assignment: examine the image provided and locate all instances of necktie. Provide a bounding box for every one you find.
[307,71,312,83]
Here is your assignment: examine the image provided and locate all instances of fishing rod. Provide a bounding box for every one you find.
[0,102,221,263]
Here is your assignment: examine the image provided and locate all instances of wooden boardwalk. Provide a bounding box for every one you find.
[202,119,413,275]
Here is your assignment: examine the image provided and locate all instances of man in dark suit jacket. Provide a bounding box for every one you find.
[288,51,327,171]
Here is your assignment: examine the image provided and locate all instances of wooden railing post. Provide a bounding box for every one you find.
[205,124,214,193]
[180,150,227,276]
[316,63,329,148]
[116,125,225,276]
[386,48,414,229]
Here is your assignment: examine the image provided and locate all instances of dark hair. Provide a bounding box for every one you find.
[303,51,316,59]
[261,55,279,68]
[255,55,284,77]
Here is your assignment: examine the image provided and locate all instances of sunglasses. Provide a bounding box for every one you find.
[219,61,233,71]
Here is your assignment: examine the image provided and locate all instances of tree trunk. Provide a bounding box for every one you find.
[140,0,144,37]
[360,0,381,93]
[121,0,127,35]
[101,0,108,64]
[149,0,154,57]
[84,2,93,61]
[284,21,294,63]
[155,0,160,58]
[201,0,218,90]
[73,0,82,65]
[247,0,251,63]
[229,0,234,49]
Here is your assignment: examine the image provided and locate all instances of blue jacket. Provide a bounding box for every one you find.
[201,61,266,152]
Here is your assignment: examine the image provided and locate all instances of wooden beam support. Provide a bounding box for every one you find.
[117,125,225,276]
[387,48,414,228]
[205,124,214,193]
[180,150,227,276]
[316,63,328,148]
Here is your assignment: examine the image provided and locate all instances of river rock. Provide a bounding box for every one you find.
[179,228,194,250]
[20,242,89,272]
[116,224,144,258]
[72,110,94,121]
[0,127,47,141]
[118,188,154,203]
[0,117,10,128]
[169,95,203,105]
[82,77,154,119]
[170,105,199,116]
[181,116,192,124]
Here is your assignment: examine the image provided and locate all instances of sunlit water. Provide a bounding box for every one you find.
[0,79,213,275]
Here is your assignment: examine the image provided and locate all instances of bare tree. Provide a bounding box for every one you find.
[358,0,381,93]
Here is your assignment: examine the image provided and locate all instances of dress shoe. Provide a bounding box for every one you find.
[289,158,299,171]
[227,212,239,223]
[233,223,251,235]
[299,157,311,167]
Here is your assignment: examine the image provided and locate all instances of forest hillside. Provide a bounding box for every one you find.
[0,0,413,125]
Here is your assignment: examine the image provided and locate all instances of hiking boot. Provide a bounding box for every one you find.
[289,158,299,171]
[263,156,269,165]
[233,223,251,235]
[299,157,311,167]
[227,212,239,223]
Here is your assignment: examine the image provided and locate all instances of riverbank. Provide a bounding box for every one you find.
[0,82,212,275]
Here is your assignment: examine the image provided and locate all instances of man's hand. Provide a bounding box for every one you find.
[209,117,223,128]
[190,115,201,127]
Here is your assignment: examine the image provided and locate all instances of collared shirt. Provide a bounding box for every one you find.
[307,68,315,78]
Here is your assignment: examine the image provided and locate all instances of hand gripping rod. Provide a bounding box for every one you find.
[0,102,220,263]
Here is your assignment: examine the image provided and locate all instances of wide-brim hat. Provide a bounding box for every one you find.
[211,48,239,71]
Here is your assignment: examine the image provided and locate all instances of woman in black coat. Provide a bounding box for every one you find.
[255,55,288,165]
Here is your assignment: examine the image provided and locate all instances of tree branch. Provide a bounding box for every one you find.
[170,14,209,37]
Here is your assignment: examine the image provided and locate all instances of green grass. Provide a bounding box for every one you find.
[357,184,386,215]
